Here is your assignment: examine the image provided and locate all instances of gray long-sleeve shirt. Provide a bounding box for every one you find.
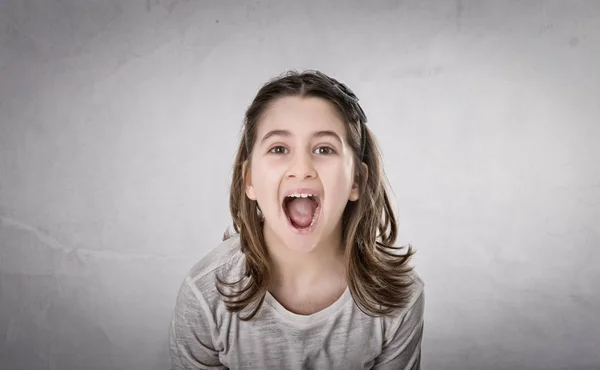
[169,235,425,369]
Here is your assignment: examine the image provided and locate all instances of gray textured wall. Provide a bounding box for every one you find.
[1,1,599,369]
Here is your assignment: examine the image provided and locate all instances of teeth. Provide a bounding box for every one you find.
[309,207,318,228]
[287,193,315,198]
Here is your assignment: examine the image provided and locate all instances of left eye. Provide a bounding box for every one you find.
[314,147,335,155]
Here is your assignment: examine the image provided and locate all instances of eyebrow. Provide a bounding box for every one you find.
[260,129,343,145]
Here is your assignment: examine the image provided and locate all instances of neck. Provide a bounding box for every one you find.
[263,223,346,289]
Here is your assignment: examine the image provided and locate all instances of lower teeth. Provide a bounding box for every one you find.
[308,208,318,228]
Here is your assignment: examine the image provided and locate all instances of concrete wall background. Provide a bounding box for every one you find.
[1,1,599,369]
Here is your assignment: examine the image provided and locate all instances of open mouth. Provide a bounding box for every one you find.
[282,193,321,232]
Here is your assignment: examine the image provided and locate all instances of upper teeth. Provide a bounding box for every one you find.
[287,193,314,198]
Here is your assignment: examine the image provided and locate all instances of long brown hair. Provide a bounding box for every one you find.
[216,69,416,320]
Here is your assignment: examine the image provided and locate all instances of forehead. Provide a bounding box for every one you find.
[257,96,347,138]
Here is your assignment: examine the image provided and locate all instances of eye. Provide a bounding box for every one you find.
[314,146,336,155]
[269,146,288,154]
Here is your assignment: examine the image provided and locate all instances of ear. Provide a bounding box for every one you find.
[349,162,368,202]
[242,160,257,200]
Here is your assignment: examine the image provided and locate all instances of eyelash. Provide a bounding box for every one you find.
[268,146,336,155]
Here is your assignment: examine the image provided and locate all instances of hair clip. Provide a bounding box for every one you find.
[315,71,368,124]
[333,81,359,103]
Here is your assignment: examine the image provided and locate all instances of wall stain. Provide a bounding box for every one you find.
[569,36,579,47]
[455,0,465,31]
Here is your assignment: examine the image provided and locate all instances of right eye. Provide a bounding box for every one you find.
[269,146,288,154]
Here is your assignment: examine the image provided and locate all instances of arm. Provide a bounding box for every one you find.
[372,290,425,370]
[169,276,226,370]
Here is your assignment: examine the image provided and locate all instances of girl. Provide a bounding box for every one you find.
[169,70,424,370]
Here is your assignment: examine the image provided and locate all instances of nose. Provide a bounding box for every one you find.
[286,150,317,179]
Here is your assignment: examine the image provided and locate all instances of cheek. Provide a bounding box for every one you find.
[339,156,356,185]
[320,160,355,195]
[251,160,284,201]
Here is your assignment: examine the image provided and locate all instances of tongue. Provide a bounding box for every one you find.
[286,198,317,229]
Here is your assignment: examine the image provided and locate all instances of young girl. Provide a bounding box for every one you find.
[169,70,424,370]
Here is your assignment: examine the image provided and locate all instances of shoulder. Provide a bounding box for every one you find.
[186,234,244,287]
[380,269,425,343]
[170,235,245,359]
[175,234,246,315]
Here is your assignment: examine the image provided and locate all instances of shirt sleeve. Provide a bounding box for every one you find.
[169,276,227,370]
[372,288,425,370]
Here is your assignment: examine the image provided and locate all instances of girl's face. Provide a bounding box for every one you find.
[244,96,361,253]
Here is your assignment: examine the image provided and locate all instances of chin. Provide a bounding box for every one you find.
[265,219,324,254]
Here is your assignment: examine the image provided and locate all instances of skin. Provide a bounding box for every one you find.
[243,96,363,308]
